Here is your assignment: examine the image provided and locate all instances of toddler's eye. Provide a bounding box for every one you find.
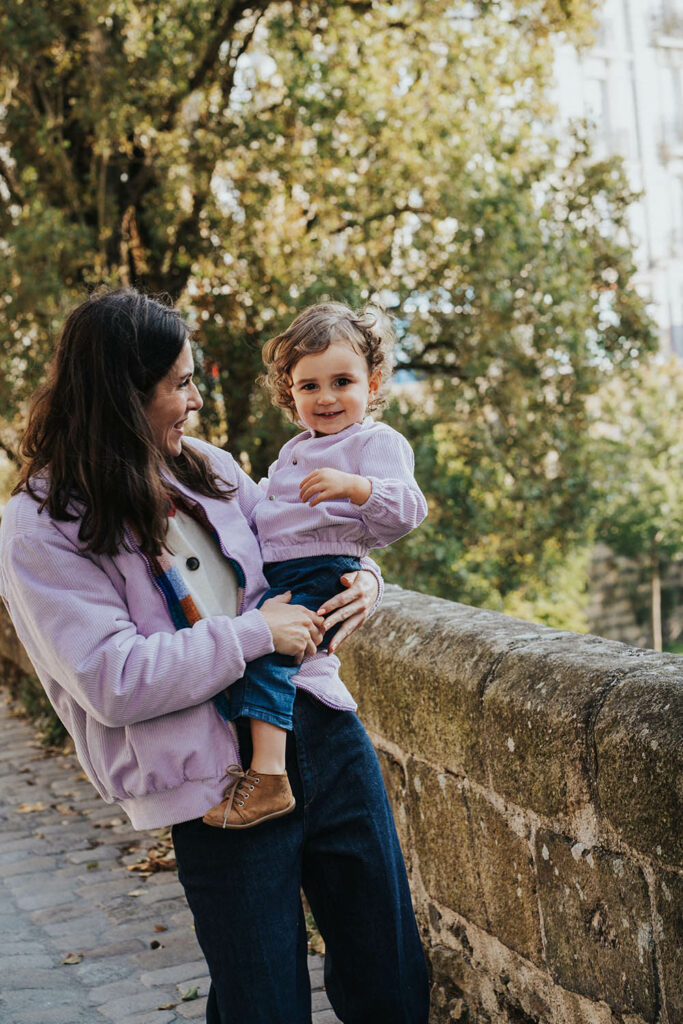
[335,377,352,387]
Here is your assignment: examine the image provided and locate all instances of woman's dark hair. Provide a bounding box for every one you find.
[14,288,233,556]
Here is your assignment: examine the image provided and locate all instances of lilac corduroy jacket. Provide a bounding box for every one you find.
[0,439,375,830]
[255,418,428,562]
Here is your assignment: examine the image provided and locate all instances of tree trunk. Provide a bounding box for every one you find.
[651,550,662,652]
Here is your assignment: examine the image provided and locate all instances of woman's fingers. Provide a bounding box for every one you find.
[328,610,364,653]
[318,570,378,653]
[317,572,357,616]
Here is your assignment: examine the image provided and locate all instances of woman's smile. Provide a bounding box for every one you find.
[144,339,203,456]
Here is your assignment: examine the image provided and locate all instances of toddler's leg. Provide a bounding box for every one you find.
[250,718,287,774]
[203,719,295,830]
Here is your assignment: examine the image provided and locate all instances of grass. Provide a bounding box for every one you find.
[1,657,68,747]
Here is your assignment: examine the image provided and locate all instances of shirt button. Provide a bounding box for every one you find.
[292,459,297,465]
[186,556,200,571]
[269,495,275,500]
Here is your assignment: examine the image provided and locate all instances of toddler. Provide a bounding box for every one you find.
[203,302,427,829]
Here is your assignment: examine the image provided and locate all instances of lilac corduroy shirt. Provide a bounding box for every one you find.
[255,418,428,563]
[0,438,381,830]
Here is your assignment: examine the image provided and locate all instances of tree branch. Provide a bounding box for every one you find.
[0,437,19,466]
[400,358,467,379]
[127,3,271,225]
[329,203,409,235]
[0,155,23,206]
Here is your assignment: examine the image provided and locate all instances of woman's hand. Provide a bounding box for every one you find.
[259,592,324,663]
[317,570,379,654]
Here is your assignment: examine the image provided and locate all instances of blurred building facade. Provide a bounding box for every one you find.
[553,0,683,356]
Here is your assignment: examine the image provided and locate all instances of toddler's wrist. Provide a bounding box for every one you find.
[350,475,372,505]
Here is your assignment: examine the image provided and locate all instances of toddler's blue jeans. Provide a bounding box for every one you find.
[172,693,430,1023]
[227,554,363,730]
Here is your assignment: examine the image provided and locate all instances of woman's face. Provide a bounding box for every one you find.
[144,338,203,457]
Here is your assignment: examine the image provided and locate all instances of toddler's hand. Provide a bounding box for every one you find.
[299,468,371,507]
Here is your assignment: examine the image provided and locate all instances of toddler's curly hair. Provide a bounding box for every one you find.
[260,301,395,423]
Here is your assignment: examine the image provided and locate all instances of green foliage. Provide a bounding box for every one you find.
[593,358,683,564]
[1,657,68,747]
[0,0,658,614]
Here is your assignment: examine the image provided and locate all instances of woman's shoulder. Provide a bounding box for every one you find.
[1,488,50,538]
[182,436,239,480]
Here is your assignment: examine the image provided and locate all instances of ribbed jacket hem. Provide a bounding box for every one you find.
[122,775,237,830]
[260,541,370,563]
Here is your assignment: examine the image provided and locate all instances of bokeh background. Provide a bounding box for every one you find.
[1,0,681,652]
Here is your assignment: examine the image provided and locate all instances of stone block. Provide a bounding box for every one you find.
[595,665,683,865]
[535,831,657,1019]
[174,995,208,1018]
[654,868,683,1023]
[341,587,555,785]
[426,938,537,1024]
[481,635,662,818]
[465,790,543,965]
[405,760,486,929]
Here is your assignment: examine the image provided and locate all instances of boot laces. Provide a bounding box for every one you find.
[218,764,261,823]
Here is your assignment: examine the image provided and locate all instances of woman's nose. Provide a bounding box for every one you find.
[189,382,203,411]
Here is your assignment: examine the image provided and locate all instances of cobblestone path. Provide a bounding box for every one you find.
[0,691,340,1024]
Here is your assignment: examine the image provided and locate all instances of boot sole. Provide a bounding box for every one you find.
[213,797,296,830]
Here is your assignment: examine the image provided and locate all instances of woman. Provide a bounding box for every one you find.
[0,289,429,1024]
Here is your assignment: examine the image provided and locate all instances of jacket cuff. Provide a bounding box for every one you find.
[231,608,275,663]
[358,476,394,525]
[358,555,384,619]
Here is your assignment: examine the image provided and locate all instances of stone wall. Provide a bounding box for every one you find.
[587,543,683,650]
[1,591,681,1023]
[339,587,682,1024]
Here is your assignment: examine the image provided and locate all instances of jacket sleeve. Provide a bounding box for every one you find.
[234,460,269,534]
[355,430,428,548]
[0,527,274,729]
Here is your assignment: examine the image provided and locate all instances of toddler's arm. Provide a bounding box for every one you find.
[299,428,427,547]
[299,468,371,507]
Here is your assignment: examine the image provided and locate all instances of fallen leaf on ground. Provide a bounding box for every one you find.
[126,838,177,875]
[14,802,47,813]
[55,803,77,815]
[127,888,145,897]
[154,924,168,932]
[62,952,83,965]
[156,1002,177,1010]
[181,986,200,1002]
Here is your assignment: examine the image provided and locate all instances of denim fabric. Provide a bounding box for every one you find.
[227,555,363,730]
[172,693,430,1024]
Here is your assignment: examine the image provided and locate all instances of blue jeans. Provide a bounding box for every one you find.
[227,555,363,730]
[172,693,430,1024]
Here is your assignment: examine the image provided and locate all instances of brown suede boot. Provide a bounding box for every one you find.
[203,766,295,830]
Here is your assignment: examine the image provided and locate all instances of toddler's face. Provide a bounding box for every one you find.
[289,339,380,436]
